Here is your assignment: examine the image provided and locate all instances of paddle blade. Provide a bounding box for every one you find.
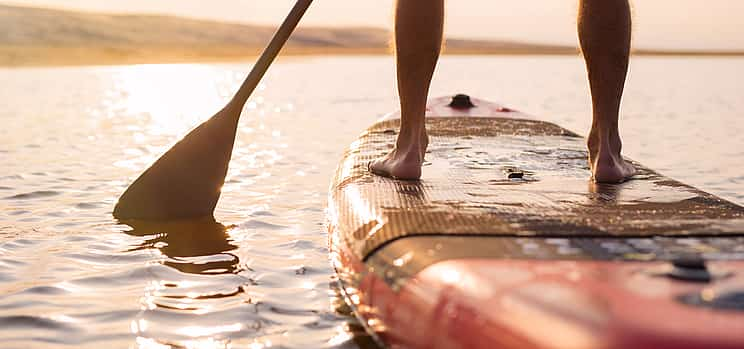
[113,102,242,220]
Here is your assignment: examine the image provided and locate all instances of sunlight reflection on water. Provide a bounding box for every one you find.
[0,56,742,348]
[110,64,231,137]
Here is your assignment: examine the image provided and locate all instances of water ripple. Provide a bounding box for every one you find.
[0,315,81,332]
[4,190,61,200]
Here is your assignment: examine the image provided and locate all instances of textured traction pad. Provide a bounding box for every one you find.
[329,117,744,260]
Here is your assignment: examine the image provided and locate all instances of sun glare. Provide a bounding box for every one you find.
[109,64,237,137]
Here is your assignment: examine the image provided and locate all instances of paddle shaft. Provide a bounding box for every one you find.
[233,0,313,107]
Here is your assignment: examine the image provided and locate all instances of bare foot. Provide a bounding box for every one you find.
[369,129,428,180]
[591,151,636,183]
[587,129,636,183]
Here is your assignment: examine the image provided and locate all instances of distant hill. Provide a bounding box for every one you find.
[0,4,739,66]
[0,4,580,66]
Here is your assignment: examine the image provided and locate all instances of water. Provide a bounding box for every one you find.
[1,56,743,348]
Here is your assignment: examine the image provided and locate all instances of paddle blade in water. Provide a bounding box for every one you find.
[113,0,313,220]
[113,102,242,220]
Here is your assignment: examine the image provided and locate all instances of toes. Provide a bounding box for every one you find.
[367,160,388,177]
[367,160,379,175]
[625,161,638,177]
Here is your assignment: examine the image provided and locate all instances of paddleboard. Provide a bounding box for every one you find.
[328,95,744,349]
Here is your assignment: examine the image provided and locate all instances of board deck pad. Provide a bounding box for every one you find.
[329,97,744,349]
[330,115,744,261]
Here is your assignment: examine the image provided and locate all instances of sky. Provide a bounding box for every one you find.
[4,0,744,50]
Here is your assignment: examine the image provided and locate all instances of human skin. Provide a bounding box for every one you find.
[369,0,635,183]
[579,0,636,183]
[368,0,443,180]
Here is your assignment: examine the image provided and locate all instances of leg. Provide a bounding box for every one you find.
[369,0,444,180]
[579,0,636,183]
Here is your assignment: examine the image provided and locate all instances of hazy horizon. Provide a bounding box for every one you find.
[2,0,744,51]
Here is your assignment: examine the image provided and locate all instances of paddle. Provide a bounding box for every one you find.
[114,0,314,220]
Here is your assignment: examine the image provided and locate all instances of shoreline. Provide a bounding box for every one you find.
[3,46,743,68]
[3,4,742,68]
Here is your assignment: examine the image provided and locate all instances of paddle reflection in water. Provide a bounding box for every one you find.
[120,218,257,347]
[117,218,378,348]
[122,218,240,275]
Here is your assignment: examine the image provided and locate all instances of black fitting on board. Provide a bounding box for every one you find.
[668,256,712,283]
[449,94,475,109]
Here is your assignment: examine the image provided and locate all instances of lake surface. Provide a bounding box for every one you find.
[1,56,743,348]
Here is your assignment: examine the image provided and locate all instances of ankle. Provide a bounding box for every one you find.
[395,138,426,157]
[588,126,621,150]
[396,125,426,142]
